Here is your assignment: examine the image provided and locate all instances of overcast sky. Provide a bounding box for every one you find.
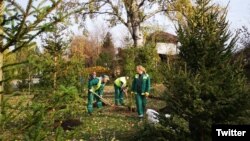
[19,0,250,47]
[215,0,250,29]
[75,0,250,47]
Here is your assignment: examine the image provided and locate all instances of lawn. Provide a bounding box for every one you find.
[0,85,166,140]
[70,84,166,140]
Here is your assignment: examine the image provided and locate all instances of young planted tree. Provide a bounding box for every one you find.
[97,32,115,68]
[35,23,86,93]
[41,23,70,93]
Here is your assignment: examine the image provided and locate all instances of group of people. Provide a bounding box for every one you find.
[87,65,151,118]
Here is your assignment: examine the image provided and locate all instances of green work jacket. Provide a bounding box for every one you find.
[132,73,150,94]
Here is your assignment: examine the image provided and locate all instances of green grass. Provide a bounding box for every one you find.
[1,85,166,140]
[62,96,166,140]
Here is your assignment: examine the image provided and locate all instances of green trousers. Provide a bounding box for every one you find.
[114,84,124,105]
[135,93,147,116]
[87,91,102,113]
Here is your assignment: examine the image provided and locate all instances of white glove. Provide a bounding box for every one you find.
[131,92,137,95]
[89,89,94,93]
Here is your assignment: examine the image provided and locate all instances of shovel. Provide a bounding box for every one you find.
[90,90,114,107]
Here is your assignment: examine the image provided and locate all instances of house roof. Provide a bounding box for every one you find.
[147,31,178,44]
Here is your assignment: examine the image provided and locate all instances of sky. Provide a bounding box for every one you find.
[18,0,250,48]
[214,0,250,30]
[73,0,250,47]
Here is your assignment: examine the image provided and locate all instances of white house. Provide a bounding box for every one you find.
[156,42,179,55]
[146,31,179,60]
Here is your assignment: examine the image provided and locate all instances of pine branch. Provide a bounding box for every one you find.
[15,0,33,41]
[2,60,28,69]
[7,0,26,15]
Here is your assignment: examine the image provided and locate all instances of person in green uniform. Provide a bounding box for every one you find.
[131,65,150,118]
[87,75,109,114]
[114,76,129,106]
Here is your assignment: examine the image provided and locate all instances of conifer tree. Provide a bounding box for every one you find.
[97,32,115,69]
[41,23,70,93]
[0,0,90,113]
[0,0,64,115]
[158,0,250,140]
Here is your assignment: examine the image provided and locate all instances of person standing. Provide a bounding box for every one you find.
[87,75,109,114]
[131,65,150,118]
[114,76,129,106]
[88,71,96,81]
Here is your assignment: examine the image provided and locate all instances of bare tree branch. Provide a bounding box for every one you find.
[138,0,147,8]
[104,0,128,27]
[142,9,167,21]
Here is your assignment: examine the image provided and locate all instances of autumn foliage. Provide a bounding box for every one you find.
[85,66,111,76]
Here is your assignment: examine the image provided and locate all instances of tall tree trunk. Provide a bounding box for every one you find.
[28,66,31,95]
[129,1,144,47]
[53,55,58,94]
[0,53,3,115]
[132,25,144,47]
[0,1,4,115]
